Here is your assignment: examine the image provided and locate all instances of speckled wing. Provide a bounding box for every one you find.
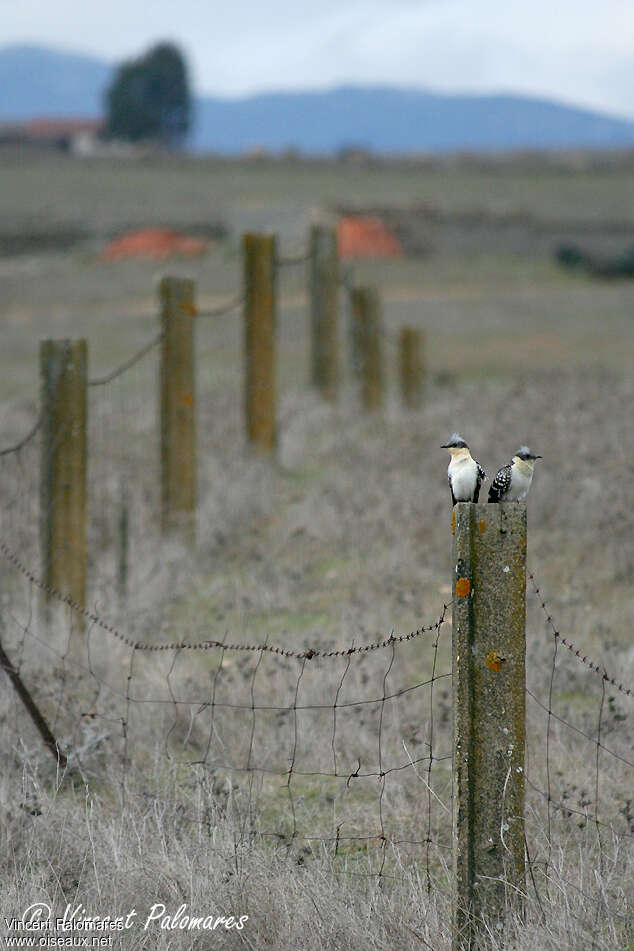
[473,460,487,502]
[488,463,511,502]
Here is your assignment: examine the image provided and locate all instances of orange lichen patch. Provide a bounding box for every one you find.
[181,302,197,316]
[485,651,506,672]
[479,518,487,534]
[181,392,194,408]
[451,510,456,535]
[337,215,402,259]
[102,229,208,261]
[456,577,471,598]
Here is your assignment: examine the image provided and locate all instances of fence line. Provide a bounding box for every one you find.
[528,571,632,696]
[0,408,42,457]
[526,687,632,768]
[40,338,87,621]
[276,248,311,267]
[1,536,630,748]
[310,225,339,401]
[2,226,632,947]
[159,276,197,540]
[0,538,450,658]
[1,521,632,945]
[1,554,455,884]
[88,332,163,387]
[0,226,431,467]
[196,292,245,318]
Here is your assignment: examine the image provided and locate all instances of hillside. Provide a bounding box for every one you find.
[193,86,634,154]
[0,44,111,119]
[2,44,634,153]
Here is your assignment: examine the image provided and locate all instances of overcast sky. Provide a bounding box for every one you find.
[2,0,634,117]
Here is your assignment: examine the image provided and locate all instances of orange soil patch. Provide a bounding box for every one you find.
[102,229,208,261]
[337,215,402,259]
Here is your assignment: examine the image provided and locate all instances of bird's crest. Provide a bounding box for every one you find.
[442,433,468,449]
[515,446,542,461]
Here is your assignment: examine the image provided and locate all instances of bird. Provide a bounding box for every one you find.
[441,434,487,505]
[488,446,542,502]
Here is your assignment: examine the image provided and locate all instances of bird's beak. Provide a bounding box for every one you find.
[440,443,449,448]
[535,454,543,459]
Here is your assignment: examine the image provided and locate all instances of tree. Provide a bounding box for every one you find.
[106,43,192,147]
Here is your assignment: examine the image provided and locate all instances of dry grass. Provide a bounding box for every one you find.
[0,750,630,949]
[0,154,633,949]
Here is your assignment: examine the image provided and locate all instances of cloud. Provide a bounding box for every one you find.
[0,0,633,117]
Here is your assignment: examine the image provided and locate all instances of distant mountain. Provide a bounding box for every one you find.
[0,45,111,119]
[192,86,634,154]
[2,43,634,154]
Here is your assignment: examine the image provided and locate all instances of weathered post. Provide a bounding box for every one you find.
[243,233,277,452]
[309,224,339,401]
[117,479,129,603]
[350,285,383,411]
[40,339,87,626]
[159,276,197,543]
[452,502,526,950]
[398,326,424,409]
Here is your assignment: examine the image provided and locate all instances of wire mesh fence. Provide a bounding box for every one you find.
[1,540,453,885]
[0,229,632,949]
[0,534,631,903]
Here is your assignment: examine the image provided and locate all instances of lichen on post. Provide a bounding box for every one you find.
[159,276,197,544]
[398,325,424,409]
[309,224,339,402]
[40,338,87,632]
[350,285,383,411]
[243,233,277,452]
[452,501,527,949]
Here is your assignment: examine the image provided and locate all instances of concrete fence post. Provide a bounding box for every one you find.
[350,285,383,411]
[243,232,277,452]
[398,326,424,409]
[40,339,87,627]
[309,224,339,401]
[159,276,197,543]
[452,502,527,949]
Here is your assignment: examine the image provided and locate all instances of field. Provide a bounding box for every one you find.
[0,152,632,950]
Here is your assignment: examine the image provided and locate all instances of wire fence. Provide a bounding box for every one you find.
[0,532,631,896]
[0,231,414,471]
[0,537,454,884]
[0,228,632,945]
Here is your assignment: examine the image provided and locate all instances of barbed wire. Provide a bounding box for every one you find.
[0,538,451,659]
[195,293,245,318]
[526,688,632,767]
[2,538,631,903]
[528,571,632,697]
[276,249,311,267]
[88,332,163,387]
[2,238,630,920]
[0,409,42,457]
[3,248,305,412]
[524,565,633,913]
[1,565,453,885]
